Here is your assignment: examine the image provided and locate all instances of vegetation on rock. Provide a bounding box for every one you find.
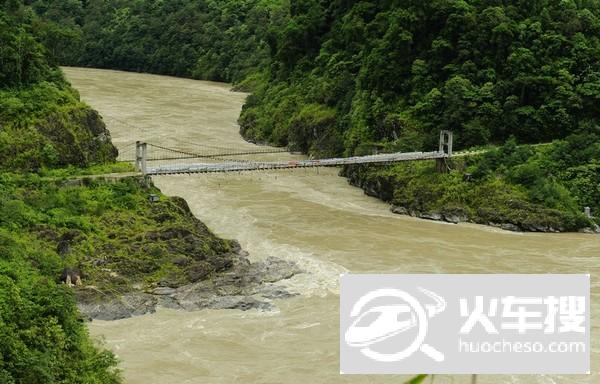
[1,1,123,381]
[344,135,600,231]
[1,1,117,172]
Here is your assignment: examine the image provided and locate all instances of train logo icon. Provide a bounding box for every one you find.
[344,288,446,363]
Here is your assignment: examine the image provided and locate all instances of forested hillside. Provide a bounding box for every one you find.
[0,2,121,382]
[32,0,285,84]
[33,0,600,152]
[240,0,600,156]
[27,0,600,231]
[0,1,117,171]
[237,0,600,231]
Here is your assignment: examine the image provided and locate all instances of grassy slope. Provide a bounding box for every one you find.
[1,169,238,383]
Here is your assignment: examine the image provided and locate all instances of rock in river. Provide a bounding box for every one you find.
[76,250,303,321]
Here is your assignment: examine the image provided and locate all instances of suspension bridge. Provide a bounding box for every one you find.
[122,131,454,176]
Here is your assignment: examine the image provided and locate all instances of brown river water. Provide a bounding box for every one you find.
[63,67,599,384]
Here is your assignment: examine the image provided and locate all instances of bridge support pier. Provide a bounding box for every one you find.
[435,158,448,173]
[135,141,148,175]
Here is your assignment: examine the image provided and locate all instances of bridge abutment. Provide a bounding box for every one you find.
[436,158,448,173]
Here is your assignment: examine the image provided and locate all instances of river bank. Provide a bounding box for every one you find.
[340,143,600,235]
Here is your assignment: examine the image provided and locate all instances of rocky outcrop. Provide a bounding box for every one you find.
[389,204,599,233]
[579,224,600,234]
[35,177,306,321]
[390,205,470,225]
[76,249,303,321]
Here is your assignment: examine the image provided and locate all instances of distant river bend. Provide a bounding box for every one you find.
[64,67,599,384]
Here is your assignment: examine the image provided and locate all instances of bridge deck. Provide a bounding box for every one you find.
[146,151,446,175]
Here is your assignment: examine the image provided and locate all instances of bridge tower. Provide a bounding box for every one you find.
[439,130,453,156]
[436,130,453,173]
[135,141,147,175]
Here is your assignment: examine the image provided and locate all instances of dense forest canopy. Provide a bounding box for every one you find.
[32,0,600,156]
[240,0,600,155]
[32,0,286,83]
